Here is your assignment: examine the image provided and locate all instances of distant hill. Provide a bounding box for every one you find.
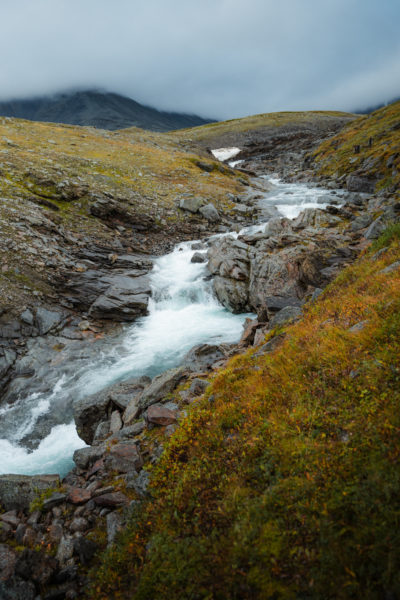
[0,90,215,132]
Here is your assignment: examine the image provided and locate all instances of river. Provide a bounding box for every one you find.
[0,176,341,476]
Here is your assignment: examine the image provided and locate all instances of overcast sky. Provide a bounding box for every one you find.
[0,0,399,119]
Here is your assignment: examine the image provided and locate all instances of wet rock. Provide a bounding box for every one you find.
[74,377,150,444]
[191,252,206,263]
[146,404,177,426]
[35,307,64,335]
[139,366,188,409]
[0,474,60,511]
[88,274,151,321]
[213,276,250,313]
[73,445,105,470]
[199,203,220,222]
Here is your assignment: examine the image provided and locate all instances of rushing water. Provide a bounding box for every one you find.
[0,177,343,476]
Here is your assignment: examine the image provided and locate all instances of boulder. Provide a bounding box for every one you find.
[74,377,150,444]
[191,252,206,263]
[104,442,143,473]
[179,197,203,213]
[139,366,187,409]
[146,404,177,426]
[0,474,60,511]
[346,175,375,193]
[89,274,151,321]
[213,275,250,313]
[364,216,386,239]
[199,203,221,223]
[183,343,231,371]
[35,308,64,335]
[269,306,302,328]
[263,217,292,237]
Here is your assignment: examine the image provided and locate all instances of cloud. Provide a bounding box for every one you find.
[0,0,399,118]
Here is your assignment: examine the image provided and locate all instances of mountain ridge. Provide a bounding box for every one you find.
[0,90,215,132]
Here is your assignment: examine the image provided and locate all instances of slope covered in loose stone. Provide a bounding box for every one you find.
[88,223,400,600]
[170,109,357,151]
[312,100,400,198]
[0,117,245,313]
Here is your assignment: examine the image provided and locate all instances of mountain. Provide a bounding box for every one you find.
[0,90,215,131]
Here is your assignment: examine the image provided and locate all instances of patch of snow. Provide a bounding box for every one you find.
[211,147,241,162]
[229,159,244,168]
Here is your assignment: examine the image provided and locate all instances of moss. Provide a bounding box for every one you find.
[87,226,400,599]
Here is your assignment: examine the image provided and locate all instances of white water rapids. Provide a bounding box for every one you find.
[0,177,344,476]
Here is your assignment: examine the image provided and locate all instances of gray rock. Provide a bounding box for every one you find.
[73,445,105,470]
[0,578,36,600]
[189,378,210,396]
[213,275,250,313]
[123,396,142,426]
[74,377,149,444]
[106,512,123,546]
[183,343,230,371]
[126,470,150,498]
[0,474,60,511]
[364,216,386,239]
[179,197,203,213]
[348,320,369,333]
[35,307,64,335]
[380,260,400,274]
[269,306,302,328]
[350,213,373,232]
[347,175,375,193]
[191,252,206,263]
[109,410,122,434]
[89,274,150,321]
[104,442,143,473]
[263,217,292,237]
[114,420,146,441]
[199,203,221,223]
[20,309,34,326]
[56,536,74,566]
[0,544,17,580]
[42,492,67,511]
[139,366,188,408]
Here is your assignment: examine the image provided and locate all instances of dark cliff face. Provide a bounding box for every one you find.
[0,90,215,131]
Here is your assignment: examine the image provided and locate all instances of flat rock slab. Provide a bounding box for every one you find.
[147,404,177,426]
[105,442,143,473]
[67,488,91,505]
[93,492,129,508]
[0,474,60,511]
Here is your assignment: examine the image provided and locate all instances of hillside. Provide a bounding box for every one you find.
[312,100,400,199]
[88,224,400,600]
[0,90,214,132]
